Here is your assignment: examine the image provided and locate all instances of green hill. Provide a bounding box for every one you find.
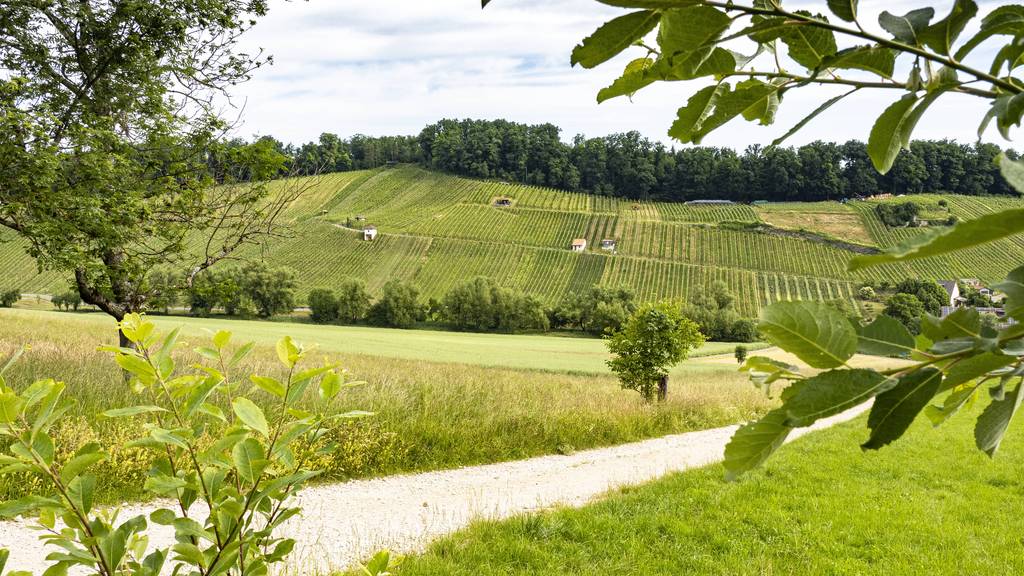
[4,165,1024,316]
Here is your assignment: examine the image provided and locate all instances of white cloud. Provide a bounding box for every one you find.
[230,0,1005,148]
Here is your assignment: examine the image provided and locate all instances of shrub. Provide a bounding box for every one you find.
[734,345,748,364]
[337,279,372,323]
[442,277,548,333]
[858,286,877,301]
[188,269,237,316]
[607,302,705,401]
[875,202,921,227]
[893,279,948,315]
[553,285,636,334]
[0,314,374,576]
[0,289,19,308]
[370,280,424,328]
[308,288,340,323]
[884,293,926,334]
[51,290,82,311]
[239,262,298,318]
[727,318,759,343]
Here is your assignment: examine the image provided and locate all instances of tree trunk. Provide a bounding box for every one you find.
[657,375,669,402]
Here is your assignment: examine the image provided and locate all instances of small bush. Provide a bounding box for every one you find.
[0,289,19,308]
[735,345,748,364]
[309,288,340,323]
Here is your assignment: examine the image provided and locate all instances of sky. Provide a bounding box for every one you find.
[231,0,1004,149]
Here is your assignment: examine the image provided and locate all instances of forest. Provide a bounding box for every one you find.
[219,118,1022,202]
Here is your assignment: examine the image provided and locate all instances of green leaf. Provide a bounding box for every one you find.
[213,330,232,349]
[671,79,784,144]
[758,301,858,369]
[66,474,95,515]
[921,307,980,343]
[999,153,1024,193]
[919,0,978,56]
[0,495,61,518]
[995,263,1024,321]
[827,0,857,22]
[819,45,896,78]
[668,84,727,143]
[955,5,1024,60]
[150,428,190,449]
[0,549,7,574]
[276,336,300,368]
[319,371,342,401]
[850,208,1024,270]
[59,452,106,484]
[723,408,791,480]
[975,381,1024,456]
[231,437,268,484]
[771,88,857,147]
[232,397,269,436]
[856,315,916,357]
[144,475,187,495]
[571,10,660,69]
[251,375,286,399]
[150,508,177,525]
[0,393,25,423]
[229,341,256,368]
[878,8,935,45]
[863,368,943,449]
[657,6,731,61]
[942,353,1016,392]
[101,405,167,418]
[773,12,838,69]
[783,369,893,427]
[866,90,946,175]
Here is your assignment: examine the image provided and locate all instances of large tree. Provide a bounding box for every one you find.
[0,0,306,345]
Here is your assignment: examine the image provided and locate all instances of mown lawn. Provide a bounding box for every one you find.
[390,409,1024,575]
[0,308,774,503]
[1,307,762,375]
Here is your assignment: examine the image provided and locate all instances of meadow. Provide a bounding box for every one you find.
[388,408,1024,575]
[0,308,775,503]
[4,166,1023,316]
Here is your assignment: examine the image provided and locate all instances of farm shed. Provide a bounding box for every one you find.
[495,198,513,207]
[600,239,617,251]
[570,239,587,252]
[363,226,378,241]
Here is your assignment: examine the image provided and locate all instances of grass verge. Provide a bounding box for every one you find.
[387,409,1024,575]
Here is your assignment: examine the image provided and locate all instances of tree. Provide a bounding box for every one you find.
[370,280,423,329]
[51,290,82,312]
[883,293,926,334]
[494,0,1024,478]
[0,289,19,308]
[308,289,339,324]
[239,263,297,318]
[893,279,949,315]
[606,302,705,401]
[0,1,308,347]
[336,279,373,323]
[735,345,749,364]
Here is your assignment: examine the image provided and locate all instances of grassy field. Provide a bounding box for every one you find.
[0,308,775,503]
[387,408,1024,575]
[3,166,1023,314]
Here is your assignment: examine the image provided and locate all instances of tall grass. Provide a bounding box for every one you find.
[0,310,773,503]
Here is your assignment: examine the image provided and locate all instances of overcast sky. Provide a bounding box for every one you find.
[231,0,1004,149]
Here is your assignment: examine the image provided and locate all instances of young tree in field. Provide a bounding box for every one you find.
[481,0,1024,477]
[0,1,310,346]
[735,345,749,365]
[606,302,705,401]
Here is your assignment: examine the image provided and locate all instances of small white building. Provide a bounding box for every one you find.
[600,239,617,251]
[938,280,960,307]
[570,238,587,252]
[363,225,378,241]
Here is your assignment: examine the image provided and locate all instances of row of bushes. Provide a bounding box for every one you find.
[308,277,760,342]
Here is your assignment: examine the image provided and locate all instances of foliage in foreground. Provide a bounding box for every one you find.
[0,314,375,576]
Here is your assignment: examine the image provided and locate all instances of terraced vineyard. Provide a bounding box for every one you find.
[3,165,1023,316]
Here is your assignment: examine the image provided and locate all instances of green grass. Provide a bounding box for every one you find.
[0,308,774,504]
[386,408,1024,575]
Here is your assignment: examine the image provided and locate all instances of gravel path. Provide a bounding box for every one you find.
[0,404,868,574]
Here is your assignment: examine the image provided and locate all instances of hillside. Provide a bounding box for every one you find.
[4,165,1024,316]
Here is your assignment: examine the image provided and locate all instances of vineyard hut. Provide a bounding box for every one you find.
[939,280,960,307]
[495,197,512,207]
[571,238,587,252]
[363,226,378,241]
[600,239,617,251]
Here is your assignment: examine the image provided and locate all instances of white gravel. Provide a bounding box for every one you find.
[0,404,868,574]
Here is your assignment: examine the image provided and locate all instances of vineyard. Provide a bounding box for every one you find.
[4,165,1024,314]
